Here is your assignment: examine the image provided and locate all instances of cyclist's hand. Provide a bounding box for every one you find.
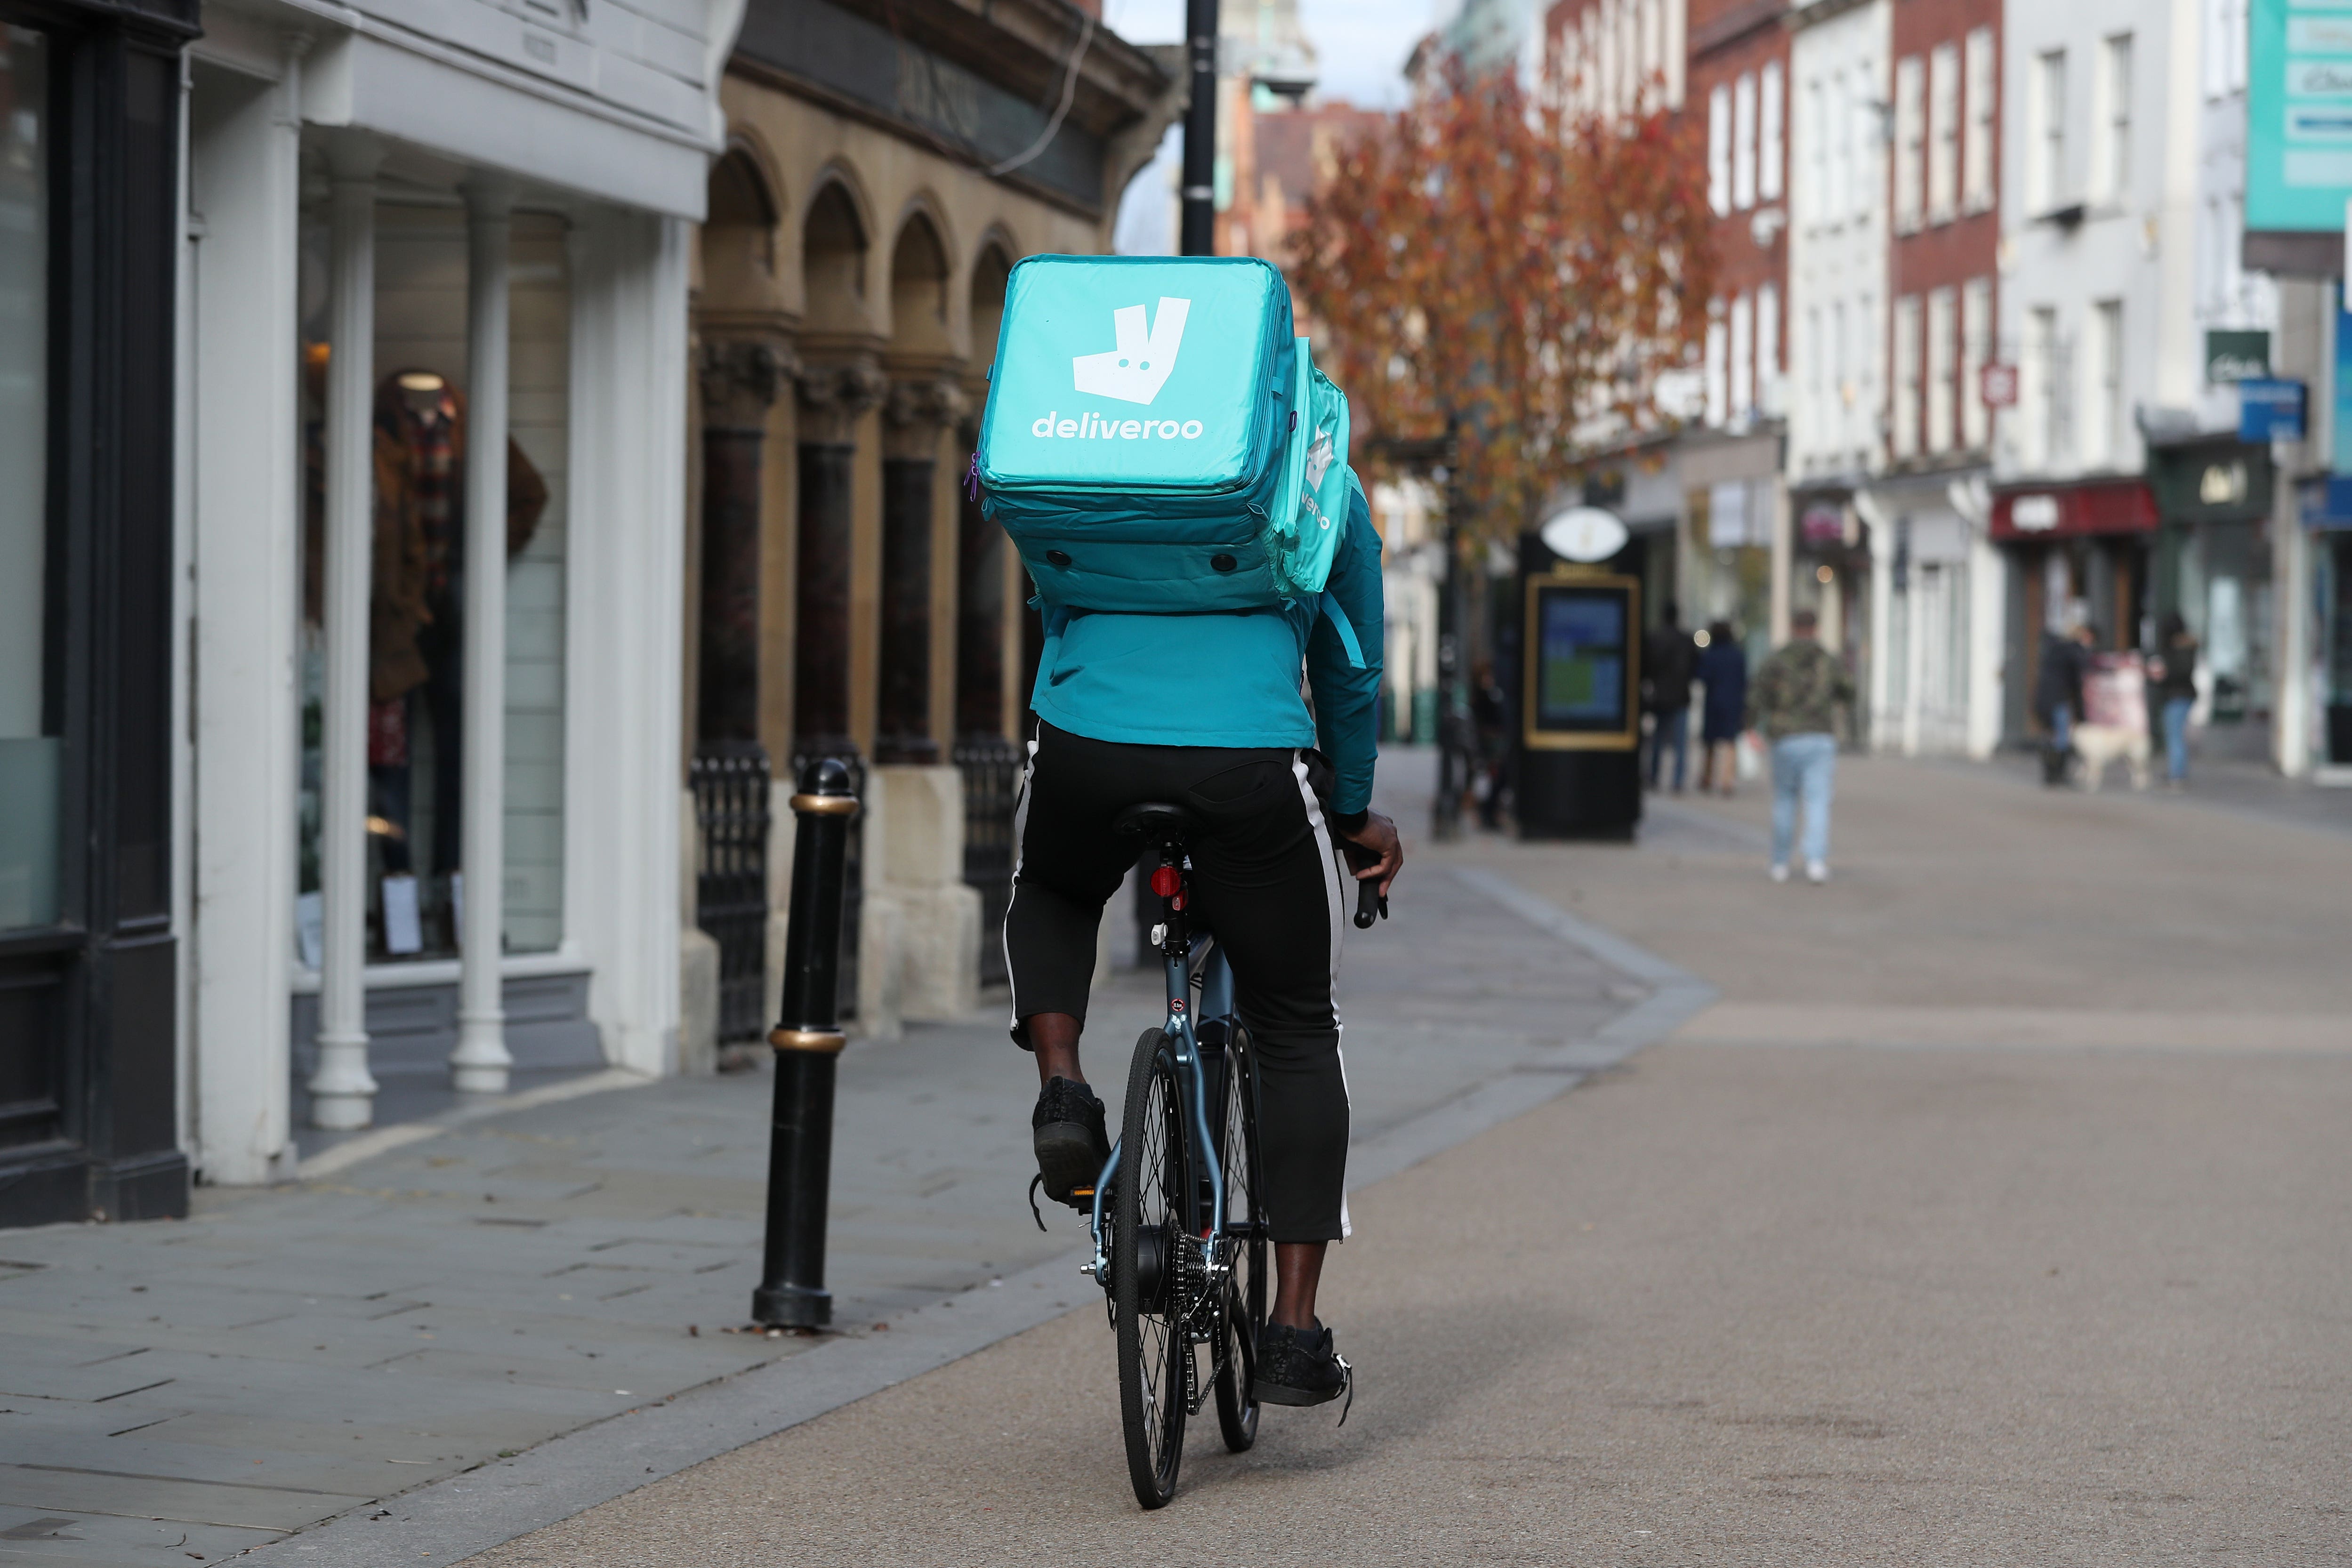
[1339,810,1402,897]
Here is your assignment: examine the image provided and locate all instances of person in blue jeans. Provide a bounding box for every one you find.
[2150,612,2198,787]
[1746,609,1855,884]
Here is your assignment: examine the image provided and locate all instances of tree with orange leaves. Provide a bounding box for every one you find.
[1291,65,1717,539]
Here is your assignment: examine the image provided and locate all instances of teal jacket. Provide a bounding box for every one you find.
[1028,487,1386,821]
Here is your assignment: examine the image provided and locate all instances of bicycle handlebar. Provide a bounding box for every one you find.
[1340,844,1390,930]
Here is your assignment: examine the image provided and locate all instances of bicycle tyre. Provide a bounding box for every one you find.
[1113,1027,1189,1509]
[1212,1025,1265,1452]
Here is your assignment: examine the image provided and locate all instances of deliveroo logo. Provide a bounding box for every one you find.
[1071,298,1190,405]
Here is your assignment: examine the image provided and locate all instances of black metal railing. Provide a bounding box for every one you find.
[689,740,773,1043]
[954,732,1023,987]
[789,743,865,1018]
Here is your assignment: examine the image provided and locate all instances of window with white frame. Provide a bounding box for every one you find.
[1961,276,1992,449]
[2088,298,2123,465]
[1760,62,1785,201]
[1894,56,1925,231]
[1893,295,1921,459]
[1734,71,1758,210]
[1731,291,1754,418]
[1706,308,1729,427]
[1928,43,1959,221]
[1858,289,1878,457]
[1709,81,1732,215]
[2029,305,2062,466]
[1963,27,1996,210]
[1925,286,1957,453]
[2033,49,2067,212]
[2095,34,2132,202]
[1757,281,1781,411]
[1831,298,1849,447]
[1805,303,1824,435]
[2205,0,2247,99]
[1807,79,1829,225]
[1831,70,1853,221]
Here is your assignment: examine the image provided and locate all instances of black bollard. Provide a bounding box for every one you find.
[752,756,860,1328]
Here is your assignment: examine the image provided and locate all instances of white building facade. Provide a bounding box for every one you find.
[179,0,742,1180]
[1784,0,1888,728]
[1989,0,2296,761]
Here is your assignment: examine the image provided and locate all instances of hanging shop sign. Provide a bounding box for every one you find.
[2239,377,2307,441]
[2205,330,2272,384]
[1990,480,2160,542]
[2248,0,2352,232]
[1979,362,2019,408]
[2149,441,2274,525]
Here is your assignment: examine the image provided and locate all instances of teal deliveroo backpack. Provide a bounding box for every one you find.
[971,254,1354,615]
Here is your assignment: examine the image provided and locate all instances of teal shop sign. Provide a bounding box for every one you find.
[2249,0,2352,231]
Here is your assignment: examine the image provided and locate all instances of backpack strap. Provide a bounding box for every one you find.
[1319,589,1366,670]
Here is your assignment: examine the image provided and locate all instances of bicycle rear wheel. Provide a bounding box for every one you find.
[1212,1025,1266,1452]
[1113,1027,1189,1509]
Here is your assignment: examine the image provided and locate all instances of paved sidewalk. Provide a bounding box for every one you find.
[0,766,1649,1567]
[452,756,2352,1566]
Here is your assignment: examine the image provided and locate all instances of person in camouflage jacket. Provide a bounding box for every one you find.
[1745,610,1854,882]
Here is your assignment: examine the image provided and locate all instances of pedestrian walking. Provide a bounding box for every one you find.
[1643,602,1697,792]
[2149,612,2198,788]
[1694,619,1748,796]
[1747,608,1854,884]
[2032,621,2093,785]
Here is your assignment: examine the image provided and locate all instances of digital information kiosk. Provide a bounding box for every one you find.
[1515,564,1643,839]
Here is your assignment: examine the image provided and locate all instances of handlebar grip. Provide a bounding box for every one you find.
[1341,842,1390,929]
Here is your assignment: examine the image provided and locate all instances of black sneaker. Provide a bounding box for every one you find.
[1031,1077,1109,1209]
[1254,1320,1353,1419]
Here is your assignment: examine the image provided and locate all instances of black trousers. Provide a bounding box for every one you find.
[1004,722,1352,1243]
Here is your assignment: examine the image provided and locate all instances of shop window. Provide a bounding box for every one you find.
[296,205,572,966]
[0,27,53,931]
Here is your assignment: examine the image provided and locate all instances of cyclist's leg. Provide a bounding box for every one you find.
[1180,751,1351,1331]
[1003,723,1142,1084]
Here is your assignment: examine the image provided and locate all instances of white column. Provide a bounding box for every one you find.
[308,131,382,1131]
[2274,456,2310,778]
[451,177,516,1094]
[189,50,307,1175]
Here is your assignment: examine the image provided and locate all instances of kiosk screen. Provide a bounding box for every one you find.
[1531,585,1632,735]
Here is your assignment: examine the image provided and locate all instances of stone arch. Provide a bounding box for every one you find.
[801,165,875,334]
[886,205,955,359]
[701,140,783,317]
[966,226,1018,370]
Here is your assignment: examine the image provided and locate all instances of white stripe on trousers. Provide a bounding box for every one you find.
[1289,752,1354,1239]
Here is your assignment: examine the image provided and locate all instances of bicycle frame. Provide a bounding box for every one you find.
[1086,896,1232,1291]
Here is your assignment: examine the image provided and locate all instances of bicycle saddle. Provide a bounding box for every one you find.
[1112,802,1197,846]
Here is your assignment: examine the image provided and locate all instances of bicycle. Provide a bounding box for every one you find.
[1076,801,1382,1509]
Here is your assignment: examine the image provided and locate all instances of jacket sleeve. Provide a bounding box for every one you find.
[1305,480,1386,825]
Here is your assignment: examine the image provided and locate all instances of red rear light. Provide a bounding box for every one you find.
[1150,865,1181,898]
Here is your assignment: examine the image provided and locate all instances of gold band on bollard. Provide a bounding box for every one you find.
[770,1027,847,1054]
[789,793,861,817]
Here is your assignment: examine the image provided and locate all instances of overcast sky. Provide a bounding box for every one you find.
[1100,0,1435,109]
[1104,0,1434,252]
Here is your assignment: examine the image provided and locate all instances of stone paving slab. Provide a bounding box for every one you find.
[0,774,1641,1566]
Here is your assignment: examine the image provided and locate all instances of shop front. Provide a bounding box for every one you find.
[0,0,196,1227]
[2147,439,2278,756]
[1855,470,2003,758]
[1676,430,1787,672]
[1990,478,2159,745]
[178,0,739,1182]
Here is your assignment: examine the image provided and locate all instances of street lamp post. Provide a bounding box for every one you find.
[1180,0,1218,256]
[1432,419,1468,842]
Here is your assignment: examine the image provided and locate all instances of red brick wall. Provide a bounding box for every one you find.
[1886,0,2001,460]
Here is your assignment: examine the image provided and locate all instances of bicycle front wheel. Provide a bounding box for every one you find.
[1113,1027,1189,1509]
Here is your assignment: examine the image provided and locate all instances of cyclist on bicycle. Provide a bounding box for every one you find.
[1005,477,1399,1412]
